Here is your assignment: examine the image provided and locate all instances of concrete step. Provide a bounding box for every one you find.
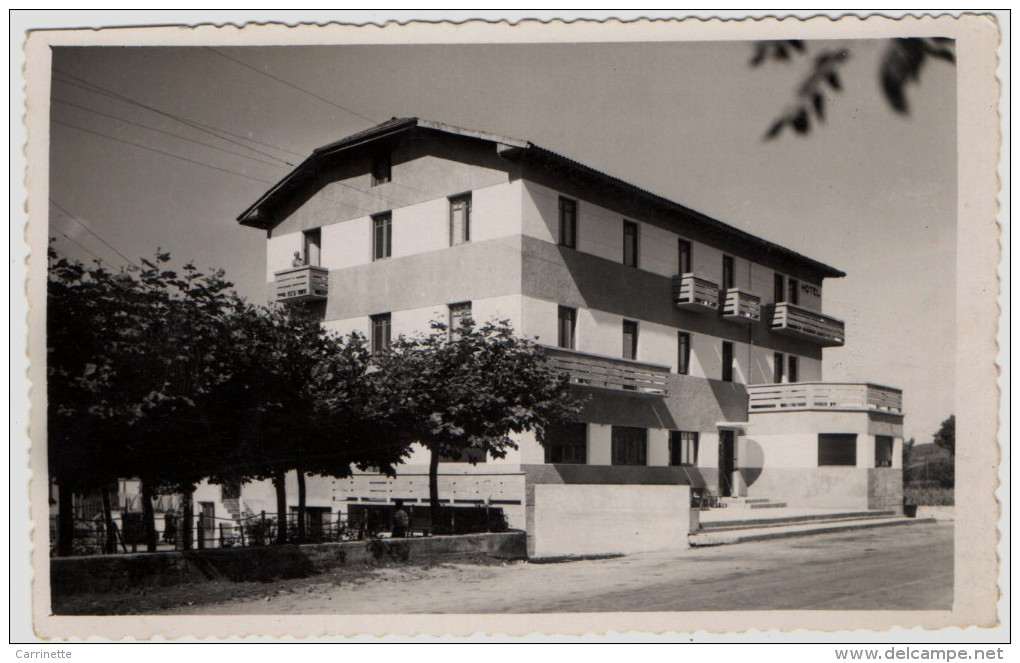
[749,501,788,509]
[690,516,936,547]
[699,510,898,532]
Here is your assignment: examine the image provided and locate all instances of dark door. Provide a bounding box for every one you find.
[199,502,215,548]
[718,430,736,497]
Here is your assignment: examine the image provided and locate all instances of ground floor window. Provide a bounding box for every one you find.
[544,422,587,464]
[875,435,894,467]
[612,426,647,465]
[669,431,699,466]
[818,433,857,466]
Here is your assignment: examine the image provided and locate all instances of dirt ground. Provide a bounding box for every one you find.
[53,523,953,615]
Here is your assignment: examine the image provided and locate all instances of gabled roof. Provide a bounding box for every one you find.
[238,117,845,279]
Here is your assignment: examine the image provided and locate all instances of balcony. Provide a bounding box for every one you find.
[747,382,903,415]
[721,288,762,324]
[274,265,329,303]
[769,302,845,346]
[543,346,670,396]
[673,273,720,312]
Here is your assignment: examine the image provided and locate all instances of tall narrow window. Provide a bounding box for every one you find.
[544,422,587,464]
[448,302,472,340]
[722,255,735,291]
[372,212,392,261]
[788,277,800,305]
[611,426,647,466]
[678,238,693,274]
[557,306,577,350]
[558,197,577,248]
[875,435,894,468]
[669,431,699,466]
[622,320,638,360]
[370,313,391,354]
[788,355,799,383]
[371,153,391,186]
[774,272,785,303]
[449,194,471,246]
[677,332,691,375]
[774,352,785,383]
[721,341,734,382]
[303,228,321,266]
[623,220,638,267]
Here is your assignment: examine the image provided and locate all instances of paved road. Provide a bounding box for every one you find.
[173,522,953,614]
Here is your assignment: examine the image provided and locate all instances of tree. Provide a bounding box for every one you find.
[933,414,955,455]
[372,318,584,532]
[47,248,239,554]
[754,37,956,139]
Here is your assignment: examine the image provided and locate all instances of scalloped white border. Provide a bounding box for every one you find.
[12,10,1007,643]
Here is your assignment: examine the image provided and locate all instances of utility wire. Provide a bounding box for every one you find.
[53,70,295,166]
[53,119,278,187]
[52,97,284,169]
[204,47,379,125]
[50,198,140,269]
[49,226,107,266]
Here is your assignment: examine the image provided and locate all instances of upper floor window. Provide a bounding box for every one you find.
[678,238,693,274]
[558,306,577,350]
[623,220,639,267]
[788,277,800,305]
[722,255,735,291]
[818,433,857,467]
[677,331,691,375]
[721,341,734,382]
[622,320,638,361]
[788,355,799,383]
[774,352,785,383]
[558,197,577,249]
[449,193,471,246]
[440,447,487,463]
[302,228,321,267]
[611,426,647,466]
[370,313,391,354]
[372,212,392,261]
[774,272,785,303]
[544,422,587,464]
[669,431,699,466]
[448,301,472,340]
[371,153,391,186]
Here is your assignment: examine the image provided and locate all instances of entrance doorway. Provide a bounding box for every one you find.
[718,430,736,497]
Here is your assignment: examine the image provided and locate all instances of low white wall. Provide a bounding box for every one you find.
[531,484,690,557]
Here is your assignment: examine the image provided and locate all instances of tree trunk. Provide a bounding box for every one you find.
[274,470,288,545]
[428,447,441,534]
[57,482,74,557]
[140,479,157,552]
[181,486,194,551]
[296,467,307,543]
[100,484,117,554]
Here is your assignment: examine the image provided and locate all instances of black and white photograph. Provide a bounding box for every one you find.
[14,11,1005,645]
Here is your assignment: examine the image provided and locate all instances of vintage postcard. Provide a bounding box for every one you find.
[16,12,1005,641]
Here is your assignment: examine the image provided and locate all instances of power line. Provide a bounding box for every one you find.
[53,119,279,187]
[204,47,379,125]
[53,70,295,166]
[52,97,285,169]
[49,198,140,268]
[49,226,107,266]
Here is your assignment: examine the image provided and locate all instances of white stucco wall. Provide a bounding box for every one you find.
[532,484,691,556]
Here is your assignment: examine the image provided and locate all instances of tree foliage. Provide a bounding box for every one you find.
[933,414,955,455]
[754,37,956,139]
[371,318,585,530]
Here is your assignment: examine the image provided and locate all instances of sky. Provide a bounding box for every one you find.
[46,36,958,443]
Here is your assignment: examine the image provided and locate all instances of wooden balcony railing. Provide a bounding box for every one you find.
[770,302,845,346]
[673,273,720,312]
[274,265,329,303]
[722,288,762,323]
[747,382,903,415]
[543,346,670,396]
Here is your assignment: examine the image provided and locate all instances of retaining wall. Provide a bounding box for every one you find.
[50,532,526,597]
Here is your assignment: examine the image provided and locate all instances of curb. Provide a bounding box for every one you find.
[690,517,938,547]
